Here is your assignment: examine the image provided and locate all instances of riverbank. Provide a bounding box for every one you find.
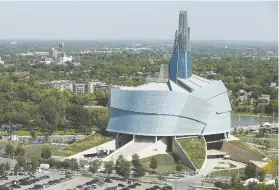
[232,112,276,118]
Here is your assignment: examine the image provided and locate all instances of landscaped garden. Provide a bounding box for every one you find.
[52,133,111,157]
[177,137,206,169]
[140,153,193,173]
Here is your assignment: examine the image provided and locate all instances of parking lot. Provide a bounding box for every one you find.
[0,169,72,190]
[47,175,172,190]
[0,167,174,190]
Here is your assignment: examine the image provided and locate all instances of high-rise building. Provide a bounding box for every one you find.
[59,42,64,49]
[169,11,192,82]
[51,48,58,59]
[0,56,4,64]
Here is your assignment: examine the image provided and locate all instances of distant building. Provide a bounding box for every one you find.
[72,81,115,94]
[61,53,72,63]
[45,80,73,92]
[270,82,277,88]
[40,57,53,64]
[59,42,64,49]
[0,56,4,64]
[51,48,58,59]
[259,94,270,102]
[73,82,94,94]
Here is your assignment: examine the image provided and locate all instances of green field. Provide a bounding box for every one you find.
[140,153,193,173]
[177,137,206,169]
[53,133,111,157]
[237,134,278,149]
[0,140,64,158]
[211,168,245,178]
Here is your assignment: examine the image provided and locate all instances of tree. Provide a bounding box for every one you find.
[17,155,26,169]
[14,163,20,175]
[115,155,131,178]
[132,154,140,169]
[4,162,10,171]
[257,169,266,182]
[15,145,25,157]
[275,178,278,189]
[89,160,101,175]
[137,164,145,178]
[149,156,158,170]
[0,164,5,176]
[176,160,183,172]
[31,157,38,173]
[30,130,36,140]
[245,163,256,179]
[5,143,14,158]
[41,145,51,159]
[104,161,114,175]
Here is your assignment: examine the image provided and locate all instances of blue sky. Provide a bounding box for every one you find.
[0,1,277,41]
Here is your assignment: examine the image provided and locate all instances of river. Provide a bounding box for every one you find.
[231,115,278,128]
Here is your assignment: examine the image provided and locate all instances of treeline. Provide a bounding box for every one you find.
[194,58,278,115]
[0,77,109,134]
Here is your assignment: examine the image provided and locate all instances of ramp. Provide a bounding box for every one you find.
[103,139,154,162]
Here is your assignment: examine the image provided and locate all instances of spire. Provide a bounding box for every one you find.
[169,11,192,82]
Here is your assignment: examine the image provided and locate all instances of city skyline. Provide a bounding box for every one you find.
[0,1,277,41]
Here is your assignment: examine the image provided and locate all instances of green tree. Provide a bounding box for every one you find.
[230,173,236,187]
[5,143,14,158]
[30,130,36,140]
[176,160,183,172]
[149,156,158,170]
[115,155,131,178]
[131,154,140,169]
[31,157,38,173]
[89,107,108,130]
[104,161,114,175]
[15,145,25,157]
[14,163,20,175]
[137,164,145,178]
[4,162,10,171]
[0,164,5,176]
[17,155,26,169]
[41,145,51,159]
[89,160,101,175]
[257,169,266,182]
[245,163,256,179]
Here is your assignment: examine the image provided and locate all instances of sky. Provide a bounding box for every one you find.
[0,1,277,41]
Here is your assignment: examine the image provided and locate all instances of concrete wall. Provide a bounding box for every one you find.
[172,137,197,171]
[128,137,168,160]
[198,137,208,173]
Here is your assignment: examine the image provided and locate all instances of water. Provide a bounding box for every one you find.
[231,115,278,128]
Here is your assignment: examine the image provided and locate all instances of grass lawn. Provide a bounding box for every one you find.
[238,134,278,149]
[52,133,111,157]
[140,153,193,173]
[24,144,65,158]
[211,168,245,178]
[0,140,64,158]
[177,137,206,169]
[15,130,43,136]
[229,140,265,159]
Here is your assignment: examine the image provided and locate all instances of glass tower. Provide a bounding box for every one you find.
[169,11,192,82]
